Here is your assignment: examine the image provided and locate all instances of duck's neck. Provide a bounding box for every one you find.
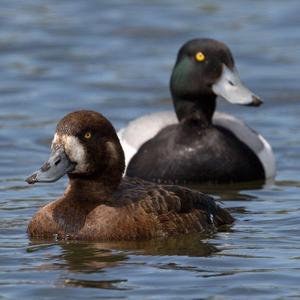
[173,94,216,125]
[65,170,122,203]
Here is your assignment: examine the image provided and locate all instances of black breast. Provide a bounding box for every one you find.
[126,122,265,184]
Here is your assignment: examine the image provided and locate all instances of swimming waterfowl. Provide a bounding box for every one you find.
[119,38,276,184]
[26,110,233,241]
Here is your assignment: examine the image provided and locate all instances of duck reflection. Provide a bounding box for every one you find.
[27,233,221,271]
[186,179,269,201]
[26,233,230,290]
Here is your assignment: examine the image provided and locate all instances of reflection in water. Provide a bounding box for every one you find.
[28,233,218,271]
[62,278,129,290]
[1,0,300,298]
[27,242,128,273]
[275,180,300,188]
[187,180,267,200]
[26,234,221,290]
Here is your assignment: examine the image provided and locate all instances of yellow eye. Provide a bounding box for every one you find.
[84,132,92,139]
[195,52,206,62]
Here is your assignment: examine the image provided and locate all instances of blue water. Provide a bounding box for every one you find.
[1,1,300,299]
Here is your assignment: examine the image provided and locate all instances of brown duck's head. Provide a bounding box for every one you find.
[26,110,125,185]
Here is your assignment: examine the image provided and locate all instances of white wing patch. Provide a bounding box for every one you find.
[118,110,276,179]
[213,112,276,179]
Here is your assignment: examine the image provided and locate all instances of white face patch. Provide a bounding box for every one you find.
[52,133,89,173]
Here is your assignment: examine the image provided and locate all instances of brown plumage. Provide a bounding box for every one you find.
[26,110,233,241]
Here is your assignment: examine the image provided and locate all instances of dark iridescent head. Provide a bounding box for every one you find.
[170,38,262,120]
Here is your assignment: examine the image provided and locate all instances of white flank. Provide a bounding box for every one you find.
[118,110,276,179]
[256,134,276,179]
[117,111,177,166]
[213,112,276,179]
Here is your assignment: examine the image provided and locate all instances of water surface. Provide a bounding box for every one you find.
[1,1,300,299]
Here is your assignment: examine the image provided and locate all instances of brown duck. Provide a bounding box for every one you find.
[26,110,233,241]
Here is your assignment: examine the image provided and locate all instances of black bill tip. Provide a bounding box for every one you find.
[247,95,263,107]
[26,173,38,184]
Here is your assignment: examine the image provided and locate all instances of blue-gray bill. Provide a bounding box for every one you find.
[26,147,75,184]
[212,64,262,106]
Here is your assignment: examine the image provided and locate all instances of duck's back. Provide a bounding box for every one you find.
[108,177,233,239]
[28,177,233,241]
[126,122,265,184]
